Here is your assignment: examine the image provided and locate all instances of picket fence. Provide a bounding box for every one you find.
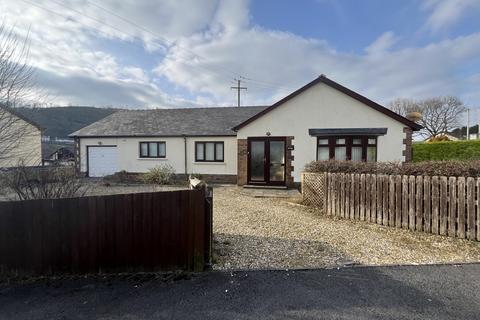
[302,172,480,241]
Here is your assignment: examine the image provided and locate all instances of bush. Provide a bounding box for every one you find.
[0,166,88,200]
[413,140,480,162]
[142,165,175,185]
[304,160,480,177]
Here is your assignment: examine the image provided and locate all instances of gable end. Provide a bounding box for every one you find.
[233,75,422,131]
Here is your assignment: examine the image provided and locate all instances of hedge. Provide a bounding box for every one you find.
[413,140,480,162]
[304,160,480,177]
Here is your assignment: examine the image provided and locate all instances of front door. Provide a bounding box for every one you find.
[247,137,286,186]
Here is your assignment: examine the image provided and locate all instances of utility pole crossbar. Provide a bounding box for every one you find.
[231,79,247,107]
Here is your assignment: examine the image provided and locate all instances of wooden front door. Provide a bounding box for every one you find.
[247,137,286,186]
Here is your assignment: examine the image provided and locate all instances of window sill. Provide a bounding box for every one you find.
[193,161,226,165]
[138,158,168,161]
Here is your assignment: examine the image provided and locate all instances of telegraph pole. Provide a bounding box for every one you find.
[467,108,470,140]
[231,79,247,107]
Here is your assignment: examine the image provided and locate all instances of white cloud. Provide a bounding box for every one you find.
[1,0,480,110]
[365,32,399,55]
[423,0,480,32]
[156,14,480,106]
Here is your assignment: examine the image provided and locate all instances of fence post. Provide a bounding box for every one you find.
[448,177,457,237]
[457,177,466,239]
[408,176,416,231]
[423,176,431,233]
[415,176,423,232]
[466,177,475,240]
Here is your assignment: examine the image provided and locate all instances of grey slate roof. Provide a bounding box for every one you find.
[70,106,267,137]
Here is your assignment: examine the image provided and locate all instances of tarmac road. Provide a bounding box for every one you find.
[0,263,479,320]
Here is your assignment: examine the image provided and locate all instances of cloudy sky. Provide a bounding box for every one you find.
[1,0,480,110]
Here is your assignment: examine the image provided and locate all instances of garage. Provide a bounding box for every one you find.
[87,146,118,177]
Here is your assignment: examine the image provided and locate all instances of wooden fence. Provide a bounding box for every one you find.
[302,172,480,241]
[0,189,213,276]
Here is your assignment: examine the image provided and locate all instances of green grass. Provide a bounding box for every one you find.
[413,140,480,162]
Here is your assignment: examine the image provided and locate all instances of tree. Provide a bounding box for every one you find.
[0,23,40,164]
[388,96,467,139]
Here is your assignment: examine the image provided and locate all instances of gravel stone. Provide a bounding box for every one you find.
[213,186,480,270]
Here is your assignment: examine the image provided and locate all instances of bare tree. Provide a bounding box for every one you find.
[388,98,418,117]
[0,23,44,166]
[0,163,88,200]
[388,96,467,138]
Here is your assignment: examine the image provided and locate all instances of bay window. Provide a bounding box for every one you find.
[316,136,377,162]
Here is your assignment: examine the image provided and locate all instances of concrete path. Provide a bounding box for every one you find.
[1,263,479,319]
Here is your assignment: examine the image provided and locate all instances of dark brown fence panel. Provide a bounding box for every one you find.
[0,189,212,277]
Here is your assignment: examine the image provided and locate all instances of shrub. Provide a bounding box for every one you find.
[142,164,175,185]
[304,160,480,177]
[413,140,480,162]
[0,165,88,200]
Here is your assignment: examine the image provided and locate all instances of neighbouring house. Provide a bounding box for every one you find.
[70,75,421,187]
[42,143,75,166]
[0,106,42,168]
[424,134,460,142]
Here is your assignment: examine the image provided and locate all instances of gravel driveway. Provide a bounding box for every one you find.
[213,186,480,270]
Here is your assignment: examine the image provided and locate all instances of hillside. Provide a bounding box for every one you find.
[450,125,479,139]
[16,106,119,138]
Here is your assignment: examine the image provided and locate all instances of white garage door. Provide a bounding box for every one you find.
[88,146,118,177]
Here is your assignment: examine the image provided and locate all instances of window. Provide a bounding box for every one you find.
[139,142,166,158]
[316,136,377,162]
[195,142,224,162]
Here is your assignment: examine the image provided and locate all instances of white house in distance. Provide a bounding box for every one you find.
[70,75,421,187]
[0,106,42,168]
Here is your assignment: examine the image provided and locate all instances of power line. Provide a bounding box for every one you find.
[240,76,298,91]
[48,0,240,80]
[21,0,235,82]
[54,0,301,92]
[19,0,301,103]
[241,80,294,93]
[83,0,242,79]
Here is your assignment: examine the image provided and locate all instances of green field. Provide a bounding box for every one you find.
[413,140,480,162]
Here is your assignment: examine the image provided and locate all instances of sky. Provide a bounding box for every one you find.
[1,0,480,111]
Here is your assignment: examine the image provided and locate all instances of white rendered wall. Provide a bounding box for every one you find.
[79,136,237,175]
[236,82,407,182]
